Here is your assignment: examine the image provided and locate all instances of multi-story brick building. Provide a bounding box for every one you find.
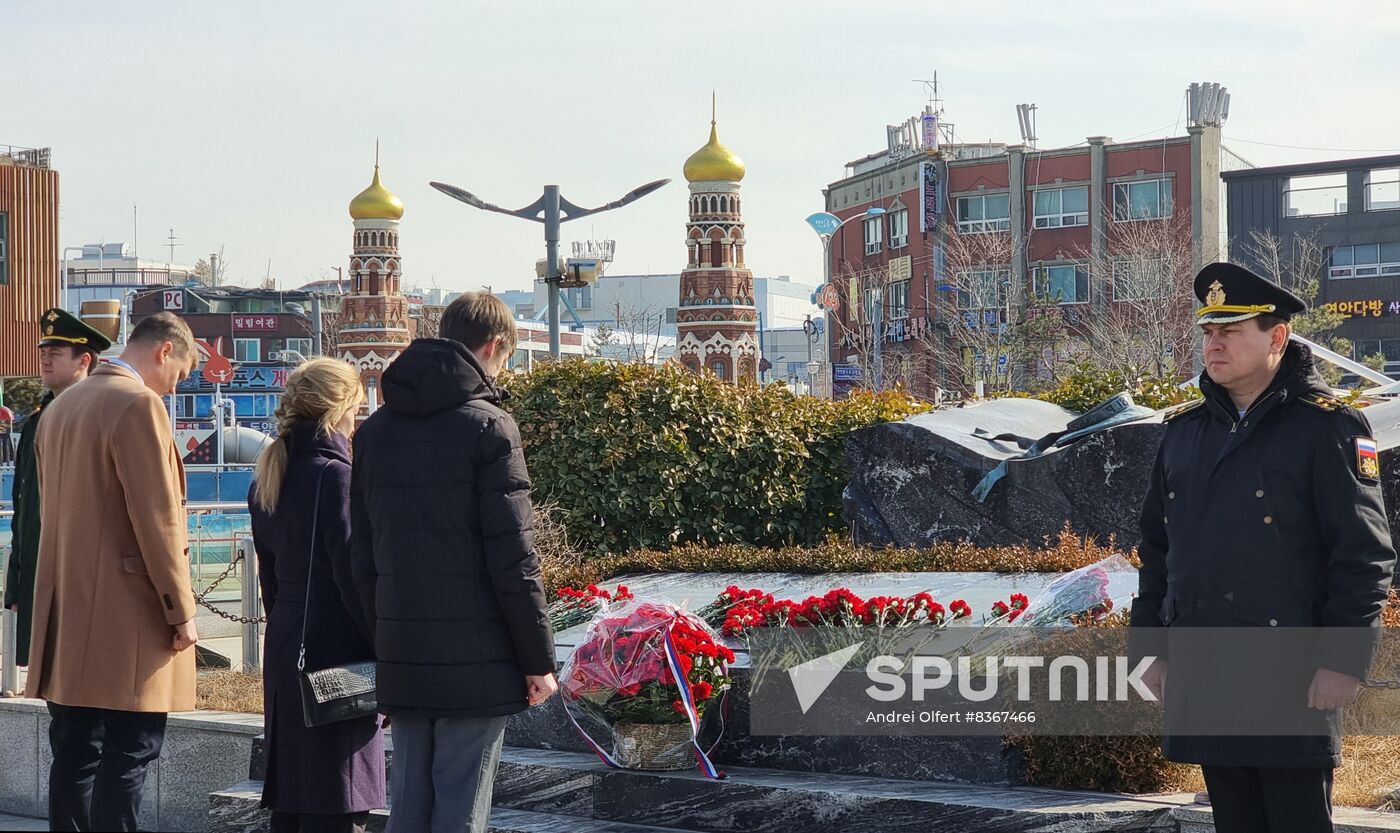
[821,98,1228,399]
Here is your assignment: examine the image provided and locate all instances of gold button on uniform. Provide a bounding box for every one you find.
[1256,490,1265,498]
[1264,516,1274,525]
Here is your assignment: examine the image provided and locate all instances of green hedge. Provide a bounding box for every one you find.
[501,361,928,554]
[1022,362,1200,413]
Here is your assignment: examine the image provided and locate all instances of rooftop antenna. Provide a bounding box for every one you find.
[1016,104,1039,149]
[913,73,944,115]
[913,73,953,151]
[1187,82,1230,128]
[165,228,180,267]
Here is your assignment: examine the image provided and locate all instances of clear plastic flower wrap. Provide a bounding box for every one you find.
[560,597,734,774]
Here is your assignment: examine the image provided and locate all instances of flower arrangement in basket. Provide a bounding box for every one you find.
[561,598,734,775]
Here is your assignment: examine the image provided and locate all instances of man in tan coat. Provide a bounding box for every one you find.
[27,311,201,832]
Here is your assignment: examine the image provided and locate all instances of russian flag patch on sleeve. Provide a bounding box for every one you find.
[1356,437,1381,482]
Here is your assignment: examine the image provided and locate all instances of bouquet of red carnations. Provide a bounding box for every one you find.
[561,598,734,775]
[549,584,634,633]
[698,585,972,637]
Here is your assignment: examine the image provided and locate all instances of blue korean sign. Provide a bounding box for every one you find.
[805,212,842,236]
[833,364,864,382]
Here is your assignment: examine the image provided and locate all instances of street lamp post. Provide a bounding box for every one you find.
[431,178,670,360]
[805,207,885,396]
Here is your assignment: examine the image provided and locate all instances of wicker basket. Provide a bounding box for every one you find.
[612,722,694,771]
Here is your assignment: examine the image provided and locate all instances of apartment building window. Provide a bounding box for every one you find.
[956,193,1011,233]
[1034,264,1091,304]
[888,209,909,249]
[956,269,1008,310]
[866,286,882,321]
[1329,243,1400,279]
[233,338,260,363]
[285,337,313,357]
[1284,172,1348,217]
[1033,186,1089,228]
[0,212,8,285]
[1366,168,1400,212]
[886,280,910,318]
[1112,258,1169,301]
[1112,179,1174,221]
[864,215,883,255]
[1354,339,1400,376]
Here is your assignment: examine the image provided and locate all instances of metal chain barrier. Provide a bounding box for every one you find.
[194,547,267,625]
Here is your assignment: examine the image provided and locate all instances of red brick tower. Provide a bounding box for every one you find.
[676,104,758,382]
[340,152,410,413]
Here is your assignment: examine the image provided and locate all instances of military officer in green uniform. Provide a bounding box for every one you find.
[1131,263,1396,832]
[3,309,111,667]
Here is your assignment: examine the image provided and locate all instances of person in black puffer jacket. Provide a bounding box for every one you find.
[350,292,557,833]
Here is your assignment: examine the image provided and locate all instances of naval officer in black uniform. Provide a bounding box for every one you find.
[1131,262,1396,832]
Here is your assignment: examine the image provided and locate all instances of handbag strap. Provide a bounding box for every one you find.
[297,462,330,672]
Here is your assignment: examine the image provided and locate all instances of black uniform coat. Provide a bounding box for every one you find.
[2,393,52,667]
[350,339,555,719]
[1131,343,1396,768]
[248,422,385,814]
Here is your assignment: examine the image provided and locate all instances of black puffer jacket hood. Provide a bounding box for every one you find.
[381,338,500,418]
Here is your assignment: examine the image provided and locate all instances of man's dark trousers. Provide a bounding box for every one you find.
[47,702,167,832]
[1202,765,1334,833]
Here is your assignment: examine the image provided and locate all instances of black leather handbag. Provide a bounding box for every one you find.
[298,463,378,728]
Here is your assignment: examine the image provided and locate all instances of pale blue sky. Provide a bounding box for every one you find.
[4,0,1398,295]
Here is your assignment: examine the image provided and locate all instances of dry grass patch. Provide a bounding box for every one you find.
[196,670,263,714]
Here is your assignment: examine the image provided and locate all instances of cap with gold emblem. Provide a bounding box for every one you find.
[1194,262,1307,325]
[38,308,114,353]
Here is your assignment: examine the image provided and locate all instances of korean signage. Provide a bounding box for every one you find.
[833,364,864,382]
[178,364,292,393]
[888,256,912,282]
[920,160,942,233]
[233,314,281,331]
[805,212,842,237]
[1323,299,1400,318]
[885,316,933,343]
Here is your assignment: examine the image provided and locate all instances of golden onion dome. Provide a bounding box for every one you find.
[348,165,405,221]
[683,122,746,183]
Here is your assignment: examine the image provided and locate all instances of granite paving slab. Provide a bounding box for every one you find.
[489,807,694,833]
[493,747,1193,833]
[1174,804,1400,832]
